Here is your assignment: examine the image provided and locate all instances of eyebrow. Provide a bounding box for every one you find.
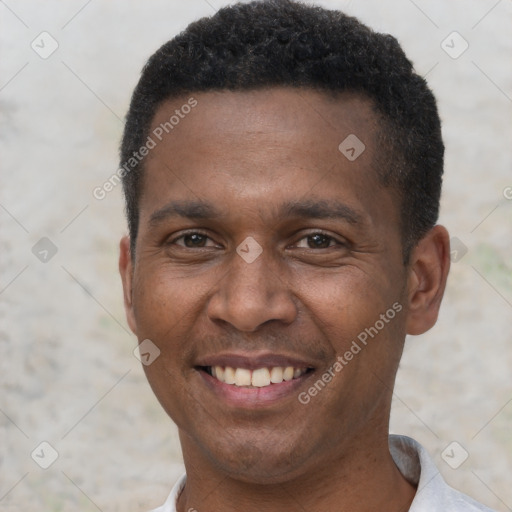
[149,200,221,226]
[148,199,364,226]
[280,199,363,224]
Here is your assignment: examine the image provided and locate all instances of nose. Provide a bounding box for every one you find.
[207,247,297,332]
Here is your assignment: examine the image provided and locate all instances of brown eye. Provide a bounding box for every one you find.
[295,233,337,249]
[172,232,216,248]
[308,234,334,248]
[183,233,207,247]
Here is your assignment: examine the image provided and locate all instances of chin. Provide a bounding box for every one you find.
[200,430,316,484]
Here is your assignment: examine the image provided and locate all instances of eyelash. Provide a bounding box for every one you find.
[168,230,344,249]
[169,230,218,248]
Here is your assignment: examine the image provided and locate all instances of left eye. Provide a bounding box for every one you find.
[295,233,339,249]
[173,233,217,248]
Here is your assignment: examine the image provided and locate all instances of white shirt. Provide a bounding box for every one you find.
[149,435,495,512]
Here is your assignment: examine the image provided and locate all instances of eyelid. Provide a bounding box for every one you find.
[290,230,347,249]
[167,229,220,247]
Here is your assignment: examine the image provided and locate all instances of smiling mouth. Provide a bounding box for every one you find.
[198,365,314,388]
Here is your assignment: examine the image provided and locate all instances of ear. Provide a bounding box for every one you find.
[405,225,451,336]
[119,236,138,335]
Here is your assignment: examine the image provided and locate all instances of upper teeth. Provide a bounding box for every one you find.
[210,366,308,387]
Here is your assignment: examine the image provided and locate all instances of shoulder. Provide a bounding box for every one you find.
[389,435,497,512]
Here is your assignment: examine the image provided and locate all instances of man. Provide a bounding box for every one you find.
[118,1,495,511]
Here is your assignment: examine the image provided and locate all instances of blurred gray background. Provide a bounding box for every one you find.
[1,0,511,510]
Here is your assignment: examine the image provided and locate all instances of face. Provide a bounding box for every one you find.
[119,88,449,484]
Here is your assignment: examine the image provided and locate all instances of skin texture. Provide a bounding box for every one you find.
[119,88,450,512]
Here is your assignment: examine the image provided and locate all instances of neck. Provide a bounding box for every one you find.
[176,432,416,512]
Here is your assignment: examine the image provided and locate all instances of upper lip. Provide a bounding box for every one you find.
[195,351,316,370]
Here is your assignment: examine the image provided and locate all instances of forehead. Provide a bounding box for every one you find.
[149,88,379,157]
[140,88,396,229]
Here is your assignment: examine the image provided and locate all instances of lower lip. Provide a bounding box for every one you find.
[197,369,314,408]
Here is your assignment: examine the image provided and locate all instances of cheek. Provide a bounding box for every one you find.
[131,274,192,387]
[295,265,408,395]
[133,266,204,336]
[296,269,406,419]
[296,265,399,340]
[133,269,202,426]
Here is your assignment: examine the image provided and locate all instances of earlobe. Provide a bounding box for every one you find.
[119,236,138,335]
[405,225,451,336]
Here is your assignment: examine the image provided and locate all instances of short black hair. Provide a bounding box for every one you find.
[120,0,444,263]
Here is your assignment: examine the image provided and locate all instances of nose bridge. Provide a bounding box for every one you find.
[207,246,297,331]
[230,250,274,299]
